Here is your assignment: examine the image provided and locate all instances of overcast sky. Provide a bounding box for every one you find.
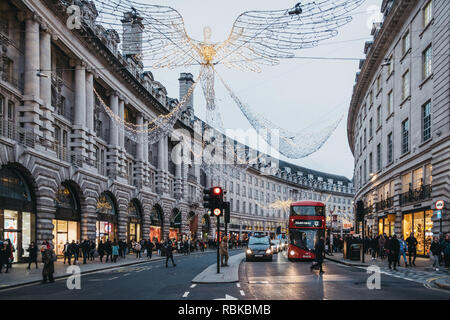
[140,0,382,180]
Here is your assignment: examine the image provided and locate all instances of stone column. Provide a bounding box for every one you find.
[107,91,120,177]
[85,72,94,132]
[156,136,165,194]
[136,115,144,160]
[72,61,88,162]
[118,99,125,149]
[20,15,42,137]
[39,27,54,145]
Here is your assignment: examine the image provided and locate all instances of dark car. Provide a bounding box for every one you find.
[245,235,272,262]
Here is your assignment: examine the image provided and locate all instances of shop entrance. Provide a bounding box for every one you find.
[150,205,163,242]
[402,209,433,256]
[96,192,117,244]
[0,166,35,262]
[127,200,142,243]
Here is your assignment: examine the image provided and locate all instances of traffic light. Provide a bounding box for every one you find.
[356,200,364,221]
[204,186,224,217]
[223,201,230,224]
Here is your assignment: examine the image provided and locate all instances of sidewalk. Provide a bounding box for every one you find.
[326,252,450,290]
[192,252,244,284]
[0,249,223,290]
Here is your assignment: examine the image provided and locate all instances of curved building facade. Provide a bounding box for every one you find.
[0,0,354,262]
[347,0,449,255]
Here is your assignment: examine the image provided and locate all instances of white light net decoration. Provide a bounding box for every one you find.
[69,0,364,158]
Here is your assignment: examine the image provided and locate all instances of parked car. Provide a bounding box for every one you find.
[245,235,272,262]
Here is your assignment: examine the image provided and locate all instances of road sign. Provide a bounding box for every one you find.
[436,200,444,210]
[435,210,442,219]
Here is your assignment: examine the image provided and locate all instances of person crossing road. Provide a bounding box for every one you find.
[164,239,176,268]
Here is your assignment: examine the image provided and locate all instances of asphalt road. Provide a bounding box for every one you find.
[1,249,449,300]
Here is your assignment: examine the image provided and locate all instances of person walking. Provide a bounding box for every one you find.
[164,239,176,268]
[0,242,9,273]
[443,234,450,269]
[112,241,119,262]
[63,241,71,265]
[388,234,400,270]
[146,240,154,259]
[310,236,325,273]
[89,240,96,261]
[378,234,386,260]
[98,240,105,262]
[105,239,112,262]
[82,240,90,264]
[26,242,39,269]
[430,237,442,271]
[406,233,418,266]
[5,239,14,269]
[134,241,141,259]
[41,246,56,284]
[220,236,229,267]
[70,240,77,265]
[398,235,408,267]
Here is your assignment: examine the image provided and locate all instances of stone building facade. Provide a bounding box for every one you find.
[347,0,449,255]
[0,0,354,262]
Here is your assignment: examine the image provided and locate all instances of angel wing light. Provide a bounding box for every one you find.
[84,0,364,159]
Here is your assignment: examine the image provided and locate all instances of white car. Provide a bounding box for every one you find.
[271,240,282,253]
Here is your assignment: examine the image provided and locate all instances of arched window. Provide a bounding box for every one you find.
[0,167,31,202]
[96,193,115,215]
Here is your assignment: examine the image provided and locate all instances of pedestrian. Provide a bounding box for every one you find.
[89,240,96,261]
[310,236,325,273]
[105,239,112,262]
[147,239,154,259]
[135,241,141,259]
[5,239,14,269]
[388,234,400,270]
[112,241,119,262]
[0,242,9,273]
[378,234,386,260]
[370,237,378,260]
[63,241,71,265]
[82,240,90,264]
[26,242,39,269]
[406,232,418,266]
[443,234,450,269]
[430,237,441,271]
[70,240,77,265]
[98,240,105,262]
[164,239,176,268]
[41,246,56,284]
[220,236,229,267]
[398,235,408,267]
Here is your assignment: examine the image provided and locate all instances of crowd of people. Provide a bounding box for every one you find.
[329,232,450,271]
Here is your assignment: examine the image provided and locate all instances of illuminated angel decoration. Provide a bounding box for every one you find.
[83,0,364,159]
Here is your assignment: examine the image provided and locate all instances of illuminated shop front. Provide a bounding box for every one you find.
[52,184,80,256]
[96,192,117,243]
[169,209,181,241]
[127,200,142,243]
[201,214,210,240]
[0,166,35,262]
[402,209,433,256]
[378,214,395,237]
[150,205,163,242]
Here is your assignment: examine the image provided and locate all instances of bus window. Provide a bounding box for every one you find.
[290,206,324,216]
[289,229,324,251]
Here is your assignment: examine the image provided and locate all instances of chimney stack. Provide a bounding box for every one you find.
[179,72,194,116]
[121,9,144,58]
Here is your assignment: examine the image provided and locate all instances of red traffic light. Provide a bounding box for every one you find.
[212,187,222,195]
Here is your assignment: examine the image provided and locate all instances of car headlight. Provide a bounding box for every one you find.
[289,250,295,256]
[266,248,272,254]
[246,249,252,254]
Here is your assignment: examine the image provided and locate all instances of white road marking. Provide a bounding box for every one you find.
[240,290,245,296]
[123,273,131,276]
[190,284,197,288]
[109,277,119,280]
[182,291,190,298]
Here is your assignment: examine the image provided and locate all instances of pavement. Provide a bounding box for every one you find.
[326,251,450,290]
[192,252,244,283]
[0,248,237,290]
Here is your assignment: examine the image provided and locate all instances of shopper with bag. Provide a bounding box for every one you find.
[41,246,56,284]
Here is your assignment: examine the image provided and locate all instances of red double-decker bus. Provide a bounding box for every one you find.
[287,201,326,261]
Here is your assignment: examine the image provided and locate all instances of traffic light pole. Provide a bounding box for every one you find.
[217,215,220,274]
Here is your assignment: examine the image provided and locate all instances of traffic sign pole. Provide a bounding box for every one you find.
[217,215,220,274]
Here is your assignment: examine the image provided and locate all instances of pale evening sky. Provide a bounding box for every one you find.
[135,0,383,180]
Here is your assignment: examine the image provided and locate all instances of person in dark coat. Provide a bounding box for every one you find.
[164,239,176,268]
[69,240,77,265]
[310,236,325,273]
[406,233,418,266]
[98,240,105,262]
[105,239,112,262]
[82,240,90,264]
[41,247,56,283]
[388,234,400,270]
[89,240,96,261]
[27,242,38,269]
[146,240,154,259]
[0,242,9,273]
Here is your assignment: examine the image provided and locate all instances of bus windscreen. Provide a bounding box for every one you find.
[290,206,324,216]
